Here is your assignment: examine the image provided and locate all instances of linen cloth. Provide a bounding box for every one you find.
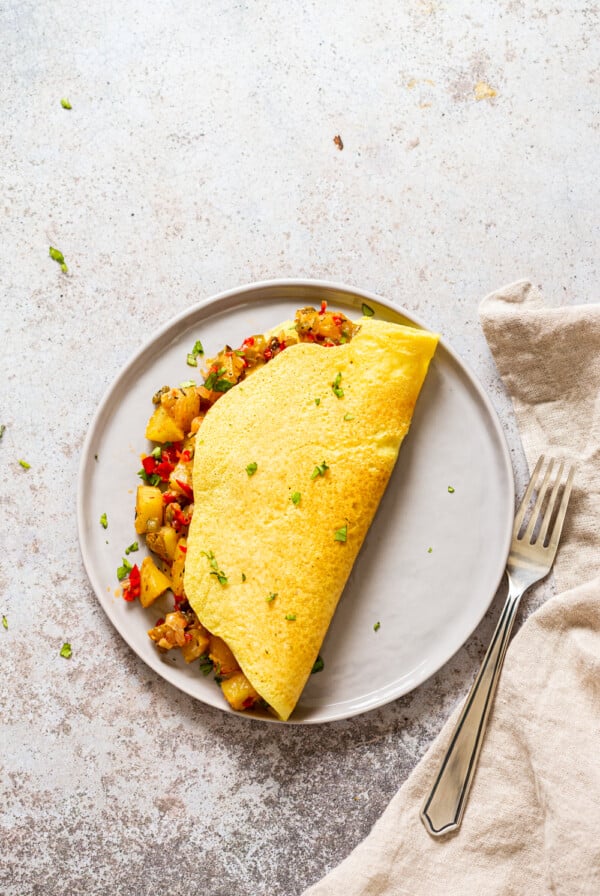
[304,281,600,896]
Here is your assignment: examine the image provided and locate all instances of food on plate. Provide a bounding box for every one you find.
[123,302,438,720]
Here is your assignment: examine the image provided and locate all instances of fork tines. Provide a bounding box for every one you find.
[514,454,575,551]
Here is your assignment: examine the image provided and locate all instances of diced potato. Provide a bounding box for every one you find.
[161,387,200,435]
[181,627,210,663]
[208,635,239,677]
[134,485,164,535]
[139,556,172,608]
[220,671,260,711]
[145,525,179,563]
[170,537,187,598]
[148,611,186,649]
[145,405,185,443]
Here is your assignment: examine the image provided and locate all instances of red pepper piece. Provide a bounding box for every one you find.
[263,349,272,361]
[180,449,191,463]
[142,456,156,475]
[176,479,194,500]
[155,460,174,481]
[319,300,327,314]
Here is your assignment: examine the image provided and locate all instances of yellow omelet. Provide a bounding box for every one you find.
[184,315,438,720]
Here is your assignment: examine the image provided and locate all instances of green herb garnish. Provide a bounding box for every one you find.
[448,486,455,493]
[60,98,72,110]
[285,613,297,621]
[246,462,258,477]
[204,369,235,392]
[60,642,72,658]
[125,541,139,555]
[266,592,278,603]
[179,380,196,389]
[241,573,246,582]
[18,459,30,470]
[99,512,108,529]
[198,653,213,676]
[186,339,204,366]
[311,655,324,674]
[343,413,354,421]
[427,546,433,553]
[117,558,132,581]
[361,302,375,317]
[311,461,329,480]
[334,525,347,543]
[138,467,162,486]
[291,491,301,506]
[202,550,228,585]
[210,571,228,586]
[314,398,321,406]
[0,425,5,439]
[49,246,68,273]
[373,621,381,632]
[332,372,344,399]
[2,615,7,630]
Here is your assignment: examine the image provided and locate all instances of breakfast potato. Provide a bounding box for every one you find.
[134,485,164,535]
[208,634,239,677]
[145,525,179,562]
[170,537,187,597]
[220,672,259,711]
[169,458,193,496]
[163,387,200,435]
[139,556,172,608]
[145,405,185,443]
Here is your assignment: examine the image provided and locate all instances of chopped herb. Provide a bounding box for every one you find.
[202,551,228,585]
[246,462,258,477]
[427,546,433,553]
[334,525,348,543]
[60,98,72,110]
[361,302,375,317]
[241,573,246,582]
[99,512,108,529]
[198,653,213,676]
[49,246,68,273]
[60,642,72,658]
[266,592,278,602]
[117,558,132,581]
[2,615,7,630]
[210,571,228,586]
[204,369,235,392]
[343,413,354,421]
[311,461,329,480]
[311,655,324,674]
[179,379,196,389]
[291,491,301,506]
[125,541,139,554]
[18,459,30,470]
[187,339,204,366]
[150,446,163,459]
[285,613,297,621]
[0,425,5,439]
[314,398,321,406]
[138,467,162,486]
[332,372,344,399]
[373,621,381,632]
[448,486,455,493]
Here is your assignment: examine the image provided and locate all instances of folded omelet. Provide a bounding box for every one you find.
[184,315,438,720]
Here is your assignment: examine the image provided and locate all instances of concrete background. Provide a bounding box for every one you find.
[1,2,598,894]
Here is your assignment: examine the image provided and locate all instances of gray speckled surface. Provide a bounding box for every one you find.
[1,2,598,894]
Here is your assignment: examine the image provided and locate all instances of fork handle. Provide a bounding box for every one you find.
[420,578,523,837]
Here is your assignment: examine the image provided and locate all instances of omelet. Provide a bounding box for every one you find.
[184,315,438,720]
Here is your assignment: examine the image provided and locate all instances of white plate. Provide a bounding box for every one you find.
[77,279,514,724]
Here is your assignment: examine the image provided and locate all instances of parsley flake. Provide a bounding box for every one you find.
[246,462,258,477]
[427,546,433,553]
[187,339,204,366]
[138,467,162,486]
[291,491,301,506]
[2,615,7,630]
[311,461,329,480]
[241,573,246,582]
[311,655,324,674]
[0,425,5,439]
[343,413,354,421]
[285,613,296,621]
[117,558,132,581]
[60,98,72,110]
[99,512,108,529]
[332,372,344,399]
[125,541,139,555]
[373,621,381,632]
[266,592,278,602]
[179,379,196,389]
[60,642,72,658]
[202,550,228,585]
[448,486,455,494]
[18,459,30,470]
[204,369,234,392]
[198,653,213,676]
[49,246,68,273]
[334,525,348,543]
[314,398,321,406]
[361,302,375,317]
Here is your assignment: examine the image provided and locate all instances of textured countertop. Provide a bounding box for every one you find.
[2,3,598,895]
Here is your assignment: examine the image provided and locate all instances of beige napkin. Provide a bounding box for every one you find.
[304,281,600,896]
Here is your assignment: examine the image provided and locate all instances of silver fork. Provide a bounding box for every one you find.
[421,454,575,838]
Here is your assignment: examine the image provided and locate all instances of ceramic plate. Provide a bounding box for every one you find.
[77,280,514,724]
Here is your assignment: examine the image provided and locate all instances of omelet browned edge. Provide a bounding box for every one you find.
[184,316,439,720]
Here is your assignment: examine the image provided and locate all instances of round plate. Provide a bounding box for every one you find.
[77,280,514,724]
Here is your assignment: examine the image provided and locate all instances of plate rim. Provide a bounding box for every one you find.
[77,278,514,724]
